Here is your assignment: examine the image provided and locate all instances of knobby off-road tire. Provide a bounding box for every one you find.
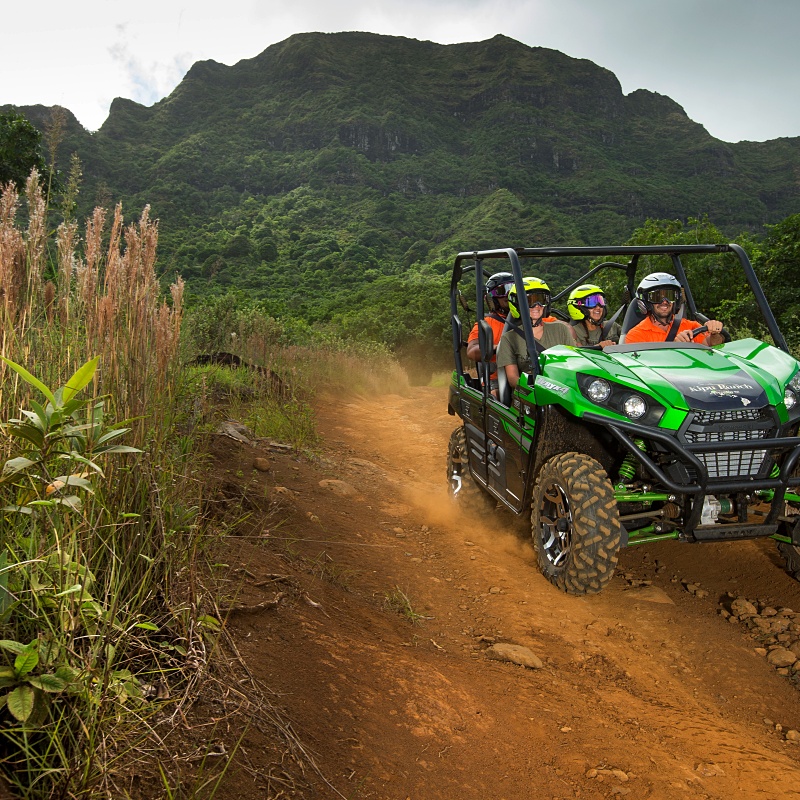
[777,475,800,580]
[778,541,800,581]
[446,426,492,514]
[531,452,622,595]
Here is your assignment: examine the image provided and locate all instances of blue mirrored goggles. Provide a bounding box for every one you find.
[580,293,606,308]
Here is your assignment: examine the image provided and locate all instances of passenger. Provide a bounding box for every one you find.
[496,277,576,390]
[466,271,513,389]
[625,272,725,345]
[567,284,621,348]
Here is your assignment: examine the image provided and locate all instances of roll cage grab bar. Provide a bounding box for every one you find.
[450,244,789,382]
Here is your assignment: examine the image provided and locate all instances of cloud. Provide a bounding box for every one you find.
[108,23,193,107]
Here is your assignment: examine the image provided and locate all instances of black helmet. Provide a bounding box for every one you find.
[636,272,683,316]
[485,272,513,313]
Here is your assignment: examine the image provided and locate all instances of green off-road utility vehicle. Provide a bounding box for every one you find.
[446,245,800,594]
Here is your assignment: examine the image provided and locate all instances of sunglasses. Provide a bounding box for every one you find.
[581,293,606,308]
[645,287,680,304]
[526,291,550,307]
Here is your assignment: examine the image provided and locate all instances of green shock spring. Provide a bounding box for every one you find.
[617,438,647,484]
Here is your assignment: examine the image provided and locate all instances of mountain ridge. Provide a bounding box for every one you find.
[3,32,799,346]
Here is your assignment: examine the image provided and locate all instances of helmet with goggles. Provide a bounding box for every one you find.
[567,284,607,322]
[508,277,551,320]
[636,272,683,316]
[484,271,513,313]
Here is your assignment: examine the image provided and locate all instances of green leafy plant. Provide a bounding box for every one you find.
[0,356,157,794]
[0,356,140,517]
[0,639,74,726]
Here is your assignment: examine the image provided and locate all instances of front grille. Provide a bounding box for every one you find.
[692,449,768,479]
[691,408,767,425]
[683,407,774,479]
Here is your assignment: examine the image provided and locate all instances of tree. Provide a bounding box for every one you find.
[748,214,800,352]
[0,111,48,188]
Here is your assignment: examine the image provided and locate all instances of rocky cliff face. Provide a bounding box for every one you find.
[4,32,799,278]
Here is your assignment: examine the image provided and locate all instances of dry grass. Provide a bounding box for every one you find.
[0,175,183,443]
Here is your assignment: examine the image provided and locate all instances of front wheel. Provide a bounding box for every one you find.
[777,487,800,580]
[446,426,492,514]
[778,541,800,580]
[531,452,622,595]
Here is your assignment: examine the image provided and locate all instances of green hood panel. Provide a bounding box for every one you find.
[536,339,799,424]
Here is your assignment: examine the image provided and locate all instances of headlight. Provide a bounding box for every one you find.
[577,373,665,425]
[623,395,647,419]
[785,388,797,411]
[587,378,611,403]
[790,373,800,393]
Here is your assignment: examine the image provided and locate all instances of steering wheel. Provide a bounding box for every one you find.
[688,324,708,340]
[687,324,732,343]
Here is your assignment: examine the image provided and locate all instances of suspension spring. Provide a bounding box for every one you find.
[617,438,647,484]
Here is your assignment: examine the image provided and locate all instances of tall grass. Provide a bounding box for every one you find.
[0,172,198,798]
[0,171,182,431]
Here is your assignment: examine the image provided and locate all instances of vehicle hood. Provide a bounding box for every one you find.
[544,338,798,412]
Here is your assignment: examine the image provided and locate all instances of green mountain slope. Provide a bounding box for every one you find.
[5,32,800,352]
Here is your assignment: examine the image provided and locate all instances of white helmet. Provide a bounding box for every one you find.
[636,272,683,316]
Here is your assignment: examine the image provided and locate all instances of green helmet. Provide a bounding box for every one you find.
[508,277,551,319]
[567,284,607,322]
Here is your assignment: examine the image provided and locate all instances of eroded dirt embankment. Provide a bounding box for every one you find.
[214,384,800,800]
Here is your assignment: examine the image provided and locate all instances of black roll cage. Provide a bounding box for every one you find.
[450,244,789,383]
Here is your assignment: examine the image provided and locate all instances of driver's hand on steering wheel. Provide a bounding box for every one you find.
[675,320,723,343]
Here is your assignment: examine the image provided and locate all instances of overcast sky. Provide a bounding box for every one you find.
[3,0,797,143]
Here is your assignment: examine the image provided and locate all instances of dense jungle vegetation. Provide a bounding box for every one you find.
[4,31,800,364]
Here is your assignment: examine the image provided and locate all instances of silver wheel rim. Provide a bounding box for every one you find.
[539,481,573,567]
[449,442,466,497]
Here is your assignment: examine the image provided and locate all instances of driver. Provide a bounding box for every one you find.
[625,272,725,345]
[567,284,620,348]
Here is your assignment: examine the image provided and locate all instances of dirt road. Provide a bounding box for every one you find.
[220,384,800,800]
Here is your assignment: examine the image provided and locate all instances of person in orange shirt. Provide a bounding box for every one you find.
[625,272,725,345]
[467,272,514,384]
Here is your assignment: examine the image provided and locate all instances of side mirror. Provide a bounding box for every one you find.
[477,320,495,362]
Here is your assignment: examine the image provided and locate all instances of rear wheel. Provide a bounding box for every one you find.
[446,426,492,514]
[531,452,622,595]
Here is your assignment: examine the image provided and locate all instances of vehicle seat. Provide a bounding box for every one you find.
[617,301,646,344]
[495,317,515,406]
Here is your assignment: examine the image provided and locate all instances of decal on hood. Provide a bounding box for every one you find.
[669,373,768,410]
